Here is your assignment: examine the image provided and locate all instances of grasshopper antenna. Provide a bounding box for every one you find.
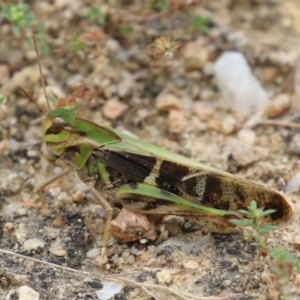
[18,86,45,114]
[18,35,50,116]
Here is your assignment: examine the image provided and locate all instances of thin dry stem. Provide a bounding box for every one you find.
[32,34,51,113]
[256,120,300,129]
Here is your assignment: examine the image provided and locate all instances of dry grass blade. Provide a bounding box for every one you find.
[256,119,300,129]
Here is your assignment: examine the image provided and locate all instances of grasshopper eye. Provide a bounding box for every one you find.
[53,117,64,128]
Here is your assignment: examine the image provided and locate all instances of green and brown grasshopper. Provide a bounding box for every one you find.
[27,102,293,265]
[21,44,293,266]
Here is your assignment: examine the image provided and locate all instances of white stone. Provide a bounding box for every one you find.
[18,286,39,300]
[237,129,256,145]
[214,51,269,116]
[23,239,45,251]
[95,281,124,300]
[286,172,300,193]
[86,248,101,258]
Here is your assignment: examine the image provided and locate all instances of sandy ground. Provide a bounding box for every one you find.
[1,1,300,299]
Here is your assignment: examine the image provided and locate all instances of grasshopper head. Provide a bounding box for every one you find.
[43,108,76,157]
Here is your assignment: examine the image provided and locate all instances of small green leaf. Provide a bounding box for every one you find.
[248,200,258,211]
[238,209,251,215]
[260,209,277,217]
[270,247,291,262]
[257,225,277,236]
[230,219,254,227]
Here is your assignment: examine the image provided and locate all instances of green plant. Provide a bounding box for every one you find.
[232,200,300,297]
[270,247,300,281]
[158,0,168,13]
[0,0,34,34]
[68,35,87,56]
[82,6,105,25]
[231,200,277,242]
[188,12,211,35]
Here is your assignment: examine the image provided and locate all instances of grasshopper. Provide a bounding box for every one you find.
[21,44,293,266]
[27,103,293,265]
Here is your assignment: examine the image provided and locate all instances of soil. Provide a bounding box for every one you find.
[1,1,300,299]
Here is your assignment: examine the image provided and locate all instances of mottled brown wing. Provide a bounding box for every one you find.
[94,149,292,221]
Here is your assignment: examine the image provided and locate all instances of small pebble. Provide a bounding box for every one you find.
[154,230,169,245]
[114,256,125,267]
[181,42,208,71]
[261,269,271,283]
[23,239,45,251]
[292,234,300,250]
[295,273,300,286]
[72,190,85,202]
[193,101,215,121]
[265,94,290,118]
[139,251,150,263]
[156,269,172,284]
[51,215,65,227]
[183,260,199,269]
[18,285,39,300]
[146,257,165,268]
[147,245,156,254]
[26,150,40,158]
[202,62,214,76]
[95,281,124,300]
[66,74,82,87]
[17,208,28,217]
[223,280,231,287]
[15,224,27,243]
[221,116,237,134]
[200,259,211,268]
[226,139,268,168]
[126,255,135,264]
[87,248,101,258]
[117,78,134,98]
[106,38,121,55]
[168,110,187,134]
[51,249,67,257]
[102,98,128,120]
[4,222,14,232]
[200,89,214,100]
[121,251,130,258]
[109,208,157,242]
[156,93,182,111]
[237,129,256,145]
[207,119,222,131]
[258,66,278,83]
[286,172,300,193]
